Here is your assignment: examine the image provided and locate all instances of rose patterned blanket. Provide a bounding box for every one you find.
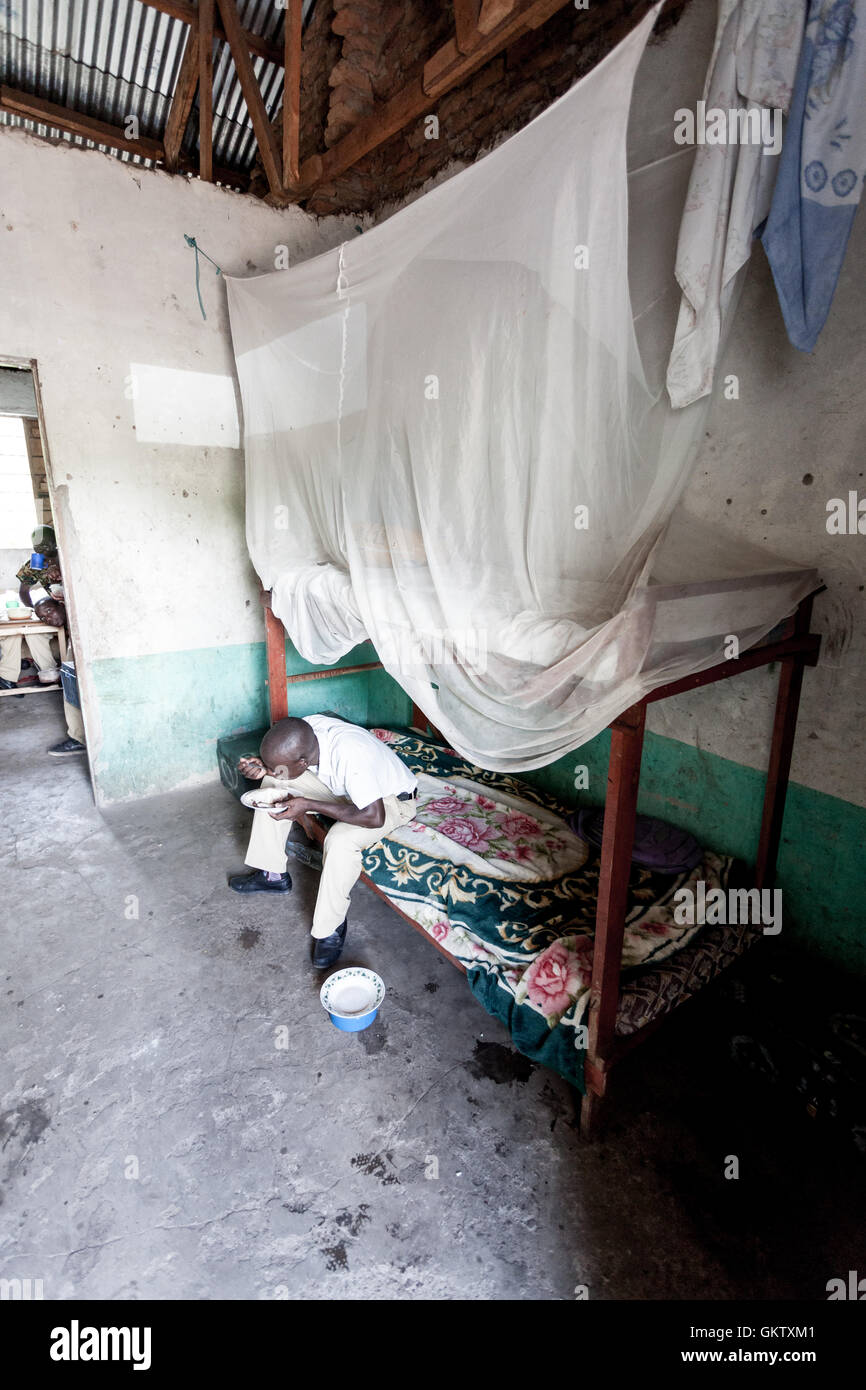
[363,731,734,1093]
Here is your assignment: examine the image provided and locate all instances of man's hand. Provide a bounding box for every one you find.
[238,755,266,781]
[269,796,308,822]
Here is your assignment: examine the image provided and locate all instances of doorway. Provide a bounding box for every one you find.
[0,356,93,793]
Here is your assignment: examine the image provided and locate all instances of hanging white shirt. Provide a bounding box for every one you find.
[666,0,805,408]
[303,715,417,808]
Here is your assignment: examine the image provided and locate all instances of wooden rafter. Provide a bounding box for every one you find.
[424,0,561,98]
[136,0,282,66]
[0,86,164,160]
[216,0,282,196]
[199,0,215,181]
[453,0,482,52]
[0,84,245,186]
[163,19,200,171]
[282,0,303,189]
[478,0,520,36]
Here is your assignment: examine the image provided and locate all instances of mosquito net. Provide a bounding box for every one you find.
[226,5,817,771]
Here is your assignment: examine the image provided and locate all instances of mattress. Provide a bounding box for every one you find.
[363,730,746,1091]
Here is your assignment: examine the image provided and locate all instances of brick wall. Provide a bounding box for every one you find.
[250,0,689,213]
[299,0,343,165]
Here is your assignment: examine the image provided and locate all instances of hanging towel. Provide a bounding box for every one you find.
[761,0,866,351]
[666,0,806,408]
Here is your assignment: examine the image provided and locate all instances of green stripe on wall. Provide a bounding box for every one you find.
[89,638,395,803]
[519,730,866,981]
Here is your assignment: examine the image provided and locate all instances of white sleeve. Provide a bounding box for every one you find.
[342,764,382,811]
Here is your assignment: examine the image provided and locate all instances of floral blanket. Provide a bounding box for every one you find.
[385,771,589,882]
[364,730,733,1093]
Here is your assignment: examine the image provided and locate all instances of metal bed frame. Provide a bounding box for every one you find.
[260,586,822,1137]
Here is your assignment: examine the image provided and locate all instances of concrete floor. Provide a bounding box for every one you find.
[1,694,864,1302]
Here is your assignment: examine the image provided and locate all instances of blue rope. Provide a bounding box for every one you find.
[184,235,222,319]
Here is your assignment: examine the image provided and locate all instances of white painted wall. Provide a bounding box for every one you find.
[0,129,352,671]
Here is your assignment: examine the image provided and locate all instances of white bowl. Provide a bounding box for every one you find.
[240,787,290,810]
[320,969,385,1032]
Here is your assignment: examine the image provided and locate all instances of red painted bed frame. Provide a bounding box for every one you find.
[261,588,821,1138]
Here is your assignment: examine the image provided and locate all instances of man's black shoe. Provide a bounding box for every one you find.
[228,869,292,894]
[47,737,86,755]
[0,677,25,699]
[312,920,348,969]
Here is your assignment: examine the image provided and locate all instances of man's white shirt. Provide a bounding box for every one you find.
[302,716,417,809]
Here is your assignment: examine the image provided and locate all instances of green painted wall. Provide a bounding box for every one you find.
[89,638,403,803]
[518,731,866,981]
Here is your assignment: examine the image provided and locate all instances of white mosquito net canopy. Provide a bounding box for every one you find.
[226,5,816,772]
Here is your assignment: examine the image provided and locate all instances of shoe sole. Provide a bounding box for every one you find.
[47,748,87,757]
[228,881,292,894]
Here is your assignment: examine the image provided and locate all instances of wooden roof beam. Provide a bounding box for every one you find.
[0,85,246,187]
[1,85,165,160]
[453,0,482,53]
[478,0,521,36]
[216,0,282,196]
[282,0,303,189]
[423,0,551,97]
[199,0,214,181]
[163,19,200,170]
[135,0,282,66]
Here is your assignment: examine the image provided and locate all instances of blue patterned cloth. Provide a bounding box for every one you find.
[762,0,865,350]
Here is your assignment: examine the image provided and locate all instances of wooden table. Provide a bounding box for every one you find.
[0,620,67,697]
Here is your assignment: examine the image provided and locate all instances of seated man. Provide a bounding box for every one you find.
[0,618,59,695]
[230,715,418,969]
[31,592,86,757]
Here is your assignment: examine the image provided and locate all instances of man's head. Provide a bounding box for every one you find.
[34,597,66,628]
[260,717,318,780]
[31,525,57,558]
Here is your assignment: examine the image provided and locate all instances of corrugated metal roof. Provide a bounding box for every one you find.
[0,0,316,184]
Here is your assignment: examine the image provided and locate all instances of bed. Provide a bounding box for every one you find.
[357,728,749,1093]
[218,586,821,1136]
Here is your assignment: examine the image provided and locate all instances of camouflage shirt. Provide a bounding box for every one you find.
[16,556,62,592]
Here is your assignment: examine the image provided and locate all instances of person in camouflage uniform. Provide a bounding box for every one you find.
[16,524,62,594]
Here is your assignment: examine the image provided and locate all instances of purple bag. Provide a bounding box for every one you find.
[571,808,702,875]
